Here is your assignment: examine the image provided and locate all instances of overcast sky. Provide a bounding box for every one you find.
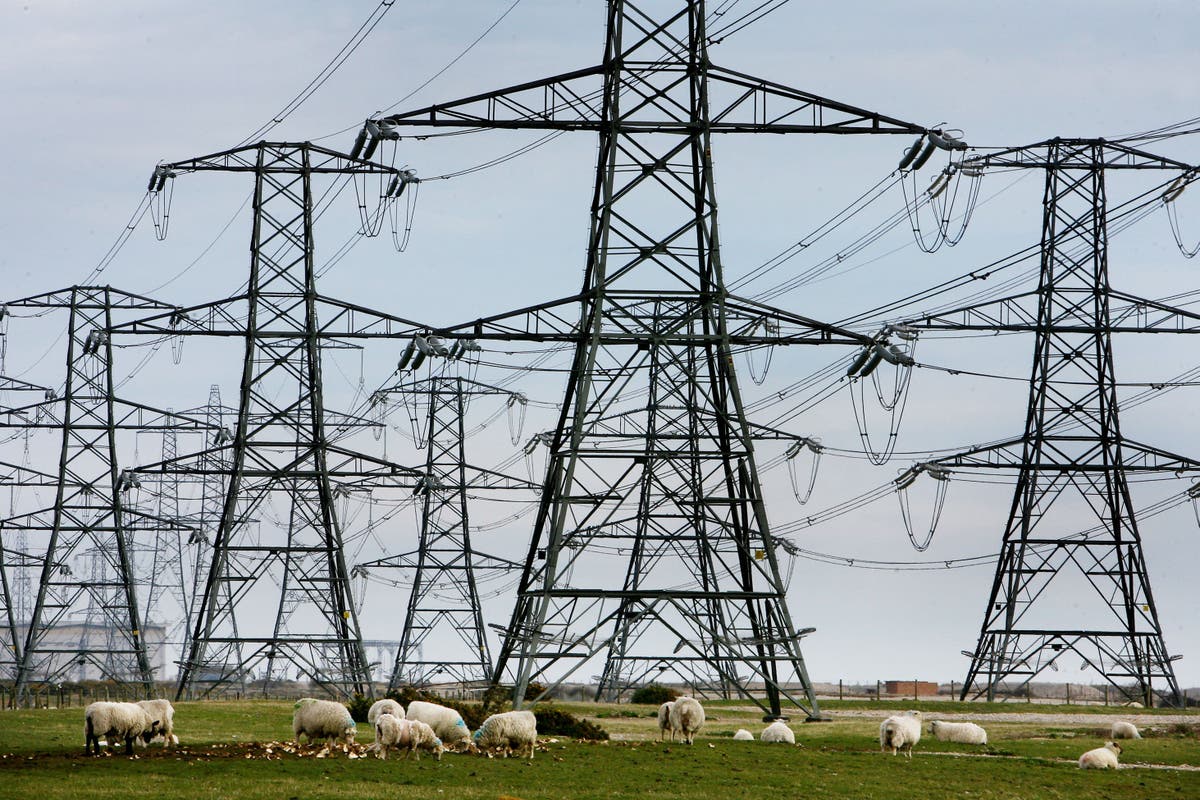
[2,1,1199,691]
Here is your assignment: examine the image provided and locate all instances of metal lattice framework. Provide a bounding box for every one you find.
[113,142,427,699]
[357,375,528,689]
[0,286,208,696]
[139,388,231,666]
[905,139,1200,704]
[359,0,933,717]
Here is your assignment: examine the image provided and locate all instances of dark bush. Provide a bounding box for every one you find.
[630,684,679,705]
[345,694,372,723]
[533,707,609,740]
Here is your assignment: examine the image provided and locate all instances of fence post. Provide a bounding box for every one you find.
[950,680,955,699]
[1104,685,1109,705]
[876,680,881,699]
[1066,683,1070,705]
[838,679,843,701]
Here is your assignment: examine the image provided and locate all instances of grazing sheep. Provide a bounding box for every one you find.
[1078,741,1122,769]
[85,701,161,755]
[473,710,538,760]
[374,715,444,761]
[760,721,795,744]
[1110,721,1141,740]
[137,699,178,747]
[668,697,705,745]
[732,729,754,741]
[367,698,405,727]
[929,720,987,745]
[879,710,922,757]
[406,700,472,747]
[657,701,675,742]
[292,698,357,747]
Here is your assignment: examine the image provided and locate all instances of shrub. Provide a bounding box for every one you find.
[533,708,609,740]
[630,684,679,705]
[345,694,372,724]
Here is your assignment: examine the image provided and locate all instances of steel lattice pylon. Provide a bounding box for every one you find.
[905,140,1200,705]
[0,287,206,697]
[0,377,55,681]
[115,142,425,699]
[360,0,933,717]
[358,375,526,689]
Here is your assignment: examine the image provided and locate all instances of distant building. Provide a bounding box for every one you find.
[884,680,939,698]
[14,622,168,683]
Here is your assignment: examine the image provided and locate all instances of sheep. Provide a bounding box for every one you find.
[668,697,704,745]
[1078,741,1122,769]
[1110,721,1141,740]
[292,698,357,747]
[657,701,675,742]
[929,720,987,745]
[405,700,472,748]
[760,721,795,744]
[85,701,161,755]
[373,715,444,761]
[137,699,178,747]
[367,698,405,727]
[879,710,922,757]
[473,710,538,760]
[732,729,754,741]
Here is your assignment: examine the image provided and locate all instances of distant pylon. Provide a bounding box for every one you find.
[905,139,1200,705]
[113,142,425,699]
[0,286,205,697]
[357,374,527,688]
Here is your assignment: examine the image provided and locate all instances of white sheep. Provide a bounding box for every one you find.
[405,700,472,748]
[668,697,704,745]
[761,721,795,744]
[473,710,538,760]
[657,701,675,742]
[85,701,161,755]
[367,698,405,727]
[374,715,444,761]
[879,710,922,757]
[137,699,178,747]
[292,698,357,747]
[732,729,754,741]
[929,720,987,745]
[1110,721,1141,740]
[1078,741,1122,769]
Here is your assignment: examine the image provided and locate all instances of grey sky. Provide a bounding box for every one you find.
[2,1,1199,688]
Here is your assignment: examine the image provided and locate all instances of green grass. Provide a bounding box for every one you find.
[1,700,1196,800]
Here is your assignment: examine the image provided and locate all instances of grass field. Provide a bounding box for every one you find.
[1,699,1196,799]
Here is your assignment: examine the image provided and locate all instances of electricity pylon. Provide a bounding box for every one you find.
[904,139,1200,705]
[357,0,941,717]
[111,142,426,698]
[0,375,58,680]
[357,374,528,688]
[0,286,207,696]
